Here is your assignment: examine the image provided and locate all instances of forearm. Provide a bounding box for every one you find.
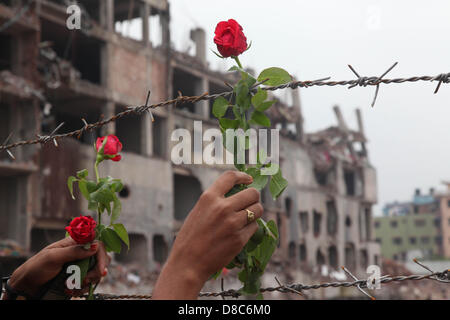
[152,260,206,300]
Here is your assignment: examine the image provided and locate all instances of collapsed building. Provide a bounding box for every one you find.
[0,0,380,295]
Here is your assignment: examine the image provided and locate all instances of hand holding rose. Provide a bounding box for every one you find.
[152,171,263,299]
[5,237,110,299]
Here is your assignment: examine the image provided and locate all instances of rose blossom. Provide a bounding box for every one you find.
[96,135,122,162]
[214,19,247,58]
[65,215,97,244]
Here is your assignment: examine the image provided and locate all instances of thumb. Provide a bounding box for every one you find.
[48,242,98,264]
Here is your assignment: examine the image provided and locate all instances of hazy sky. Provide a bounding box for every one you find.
[167,0,450,215]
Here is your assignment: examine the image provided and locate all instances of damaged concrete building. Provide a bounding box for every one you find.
[0,0,380,292]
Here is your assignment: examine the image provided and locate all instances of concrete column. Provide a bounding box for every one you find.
[101,101,115,135]
[105,0,114,32]
[190,28,206,65]
[195,77,209,118]
[142,115,153,157]
[141,2,150,47]
[291,82,304,143]
[160,10,170,49]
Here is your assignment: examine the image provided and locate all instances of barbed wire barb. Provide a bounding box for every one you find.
[275,276,303,296]
[37,122,64,148]
[413,258,450,283]
[1,132,15,160]
[341,266,376,300]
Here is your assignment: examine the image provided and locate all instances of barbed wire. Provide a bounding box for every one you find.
[0,0,34,33]
[1,63,450,157]
[85,264,449,300]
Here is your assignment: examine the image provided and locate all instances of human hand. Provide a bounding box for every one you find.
[6,237,111,298]
[152,170,263,299]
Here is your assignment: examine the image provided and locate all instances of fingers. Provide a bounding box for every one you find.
[227,187,260,211]
[239,221,259,244]
[47,241,98,264]
[233,202,264,230]
[45,236,76,249]
[94,241,110,278]
[209,171,253,195]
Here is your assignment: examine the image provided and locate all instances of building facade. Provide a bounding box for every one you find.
[0,0,379,282]
[375,187,447,261]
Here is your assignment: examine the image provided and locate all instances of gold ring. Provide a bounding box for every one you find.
[246,209,255,224]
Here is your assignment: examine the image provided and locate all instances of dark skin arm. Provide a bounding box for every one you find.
[152,170,263,299]
[4,238,111,299]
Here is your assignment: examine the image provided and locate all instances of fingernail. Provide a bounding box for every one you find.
[90,243,98,251]
[102,268,108,277]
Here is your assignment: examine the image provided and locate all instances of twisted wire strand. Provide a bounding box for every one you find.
[85,269,449,300]
[1,68,450,153]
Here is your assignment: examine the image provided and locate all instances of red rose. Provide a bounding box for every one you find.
[96,135,122,162]
[65,216,97,244]
[214,19,247,58]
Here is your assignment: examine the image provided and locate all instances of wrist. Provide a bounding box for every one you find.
[153,258,207,300]
[9,268,37,298]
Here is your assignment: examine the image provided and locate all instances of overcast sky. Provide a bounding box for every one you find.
[167,0,450,215]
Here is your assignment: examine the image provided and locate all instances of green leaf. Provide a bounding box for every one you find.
[247,169,269,191]
[232,105,241,120]
[250,111,271,127]
[228,65,245,73]
[90,184,115,205]
[76,257,90,284]
[67,176,77,200]
[211,49,224,59]
[249,225,265,246]
[111,195,121,223]
[266,220,279,239]
[244,74,257,88]
[86,180,99,193]
[212,97,229,119]
[111,180,124,193]
[88,199,98,211]
[236,82,250,110]
[101,228,122,253]
[256,100,275,112]
[78,180,90,201]
[76,169,88,179]
[219,118,240,130]
[251,88,267,108]
[257,67,292,86]
[257,149,267,167]
[269,166,288,200]
[112,223,129,249]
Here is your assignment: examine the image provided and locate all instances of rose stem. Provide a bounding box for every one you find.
[232,56,243,69]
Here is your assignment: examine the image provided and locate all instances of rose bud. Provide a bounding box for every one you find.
[65,215,97,245]
[214,19,247,58]
[96,135,122,162]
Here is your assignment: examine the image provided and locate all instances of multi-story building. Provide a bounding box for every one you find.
[375,188,446,261]
[436,182,450,258]
[0,0,379,287]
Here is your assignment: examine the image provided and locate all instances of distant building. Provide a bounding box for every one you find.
[375,187,446,262]
[382,201,410,217]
